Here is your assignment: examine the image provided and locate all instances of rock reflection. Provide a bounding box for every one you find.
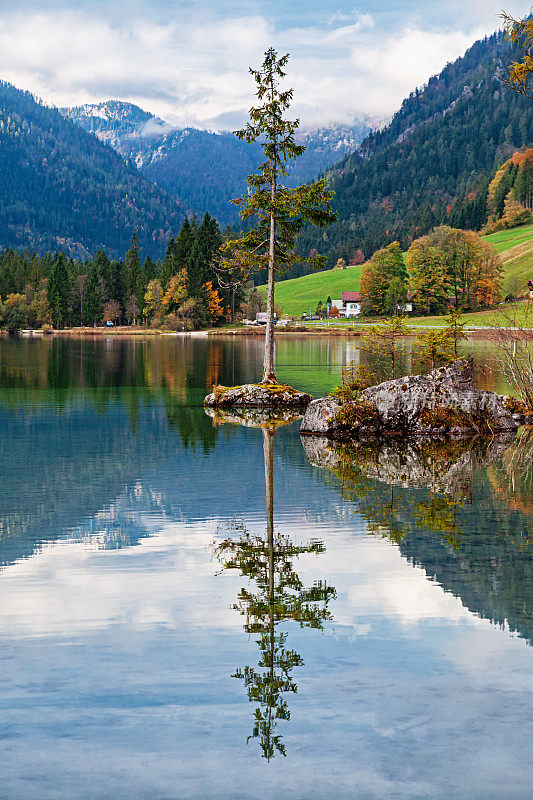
[302,435,515,548]
[214,413,335,760]
[304,433,533,644]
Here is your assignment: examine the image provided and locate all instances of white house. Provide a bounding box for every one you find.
[397,292,414,314]
[332,291,362,317]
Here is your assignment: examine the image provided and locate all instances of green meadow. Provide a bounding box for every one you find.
[259,223,533,319]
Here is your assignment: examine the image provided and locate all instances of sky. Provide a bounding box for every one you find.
[0,0,530,129]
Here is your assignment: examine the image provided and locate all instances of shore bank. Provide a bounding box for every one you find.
[3,324,533,339]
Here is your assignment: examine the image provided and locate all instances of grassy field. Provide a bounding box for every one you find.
[259,223,533,318]
[262,263,363,317]
[283,302,533,330]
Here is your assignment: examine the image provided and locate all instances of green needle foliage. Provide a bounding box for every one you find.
[415,329,456,372]
[220,47,337,383]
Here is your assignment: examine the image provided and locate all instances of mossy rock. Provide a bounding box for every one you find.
[204,383,313,408]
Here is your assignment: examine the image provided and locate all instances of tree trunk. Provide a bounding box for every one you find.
[262,72,277,385]
[262,212,277,383]
[263,425,275,762]
[263,427,275,604]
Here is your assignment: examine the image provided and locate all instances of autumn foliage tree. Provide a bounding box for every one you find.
[360,242,408,315]
[501,11,533,99]
[407,226,502,312]
[203,280,224,324]
[407,239,451,314]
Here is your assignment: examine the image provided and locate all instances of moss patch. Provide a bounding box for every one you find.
[335,400,380,429]
[418,405,482,432]
[501,395,528,415]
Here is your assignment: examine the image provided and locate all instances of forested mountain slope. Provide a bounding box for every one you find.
[62,101,371,224]
[0,82,185,258]
[298,31,533,270]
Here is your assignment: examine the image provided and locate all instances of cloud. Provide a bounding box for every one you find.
[0,4,512,128]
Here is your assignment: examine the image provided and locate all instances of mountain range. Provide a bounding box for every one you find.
[0,82,185,259]
[61,101,372,225]
[0,24,532,265]
[297,30,533,271]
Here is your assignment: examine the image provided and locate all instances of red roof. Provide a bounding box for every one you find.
[341,291,361,302]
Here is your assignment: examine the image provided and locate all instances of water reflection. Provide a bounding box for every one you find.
[304,433,533,645]
[215,415,336,759]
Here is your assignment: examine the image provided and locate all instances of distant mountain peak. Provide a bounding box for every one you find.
[61,101,371,224]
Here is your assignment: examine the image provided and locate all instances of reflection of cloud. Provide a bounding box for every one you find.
[0,5,512,127]
[0,520,243,638]
[1,498,531,797]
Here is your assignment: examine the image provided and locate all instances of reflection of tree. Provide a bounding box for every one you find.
[412,494,464,550]
[303,437,511,549]
[0,336,224,451]
[489,427,533,525]
[216,426,335,760]
[304,433,533,644]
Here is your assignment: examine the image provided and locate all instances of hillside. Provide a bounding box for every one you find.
[0,82,185,259]
[62,102,371,225]
[484,223,533,291]
[265,224,533,318]
[297,30,533,271]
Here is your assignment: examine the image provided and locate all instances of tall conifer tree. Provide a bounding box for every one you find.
[219,48,336,383]
[124,233,143,310]
[84,260,103,325]
[47,252,71,328]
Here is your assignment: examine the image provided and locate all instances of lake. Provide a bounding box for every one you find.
[0,334,532,800]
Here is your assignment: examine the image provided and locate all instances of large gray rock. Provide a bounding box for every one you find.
[204,383,313,408]
[300,360,521,439]
[297,396,342,434]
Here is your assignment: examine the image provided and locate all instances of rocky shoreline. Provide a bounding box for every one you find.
[300,360,528,440]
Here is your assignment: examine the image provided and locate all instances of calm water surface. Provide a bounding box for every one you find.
[0,334,531,800]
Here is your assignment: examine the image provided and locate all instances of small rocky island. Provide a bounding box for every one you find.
[204,383,313,408]
[300,360,527,439]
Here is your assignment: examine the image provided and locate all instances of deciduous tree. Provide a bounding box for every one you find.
[501,11,533,99]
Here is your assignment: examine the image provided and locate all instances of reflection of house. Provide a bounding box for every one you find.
[332,291,362,317]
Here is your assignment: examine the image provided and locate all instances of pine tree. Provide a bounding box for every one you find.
[124,233,143,312]
[219,48,336,383]
[160,237,177,288]
[47,252,71,328]
[175,217,194,265]
[84,260,103,325]
[187,213,222,298]
[93,250,112,305]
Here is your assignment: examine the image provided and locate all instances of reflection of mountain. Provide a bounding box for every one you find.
[303,435,533,646]
[0,407,311,571]
[2,335,532,657]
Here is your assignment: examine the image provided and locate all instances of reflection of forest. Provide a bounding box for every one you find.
[0,335,248,450]
[0,334,262,412]
[303,434,533,645]
[216,426,335,760]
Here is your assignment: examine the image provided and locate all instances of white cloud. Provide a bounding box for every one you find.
[0,4,513,128]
